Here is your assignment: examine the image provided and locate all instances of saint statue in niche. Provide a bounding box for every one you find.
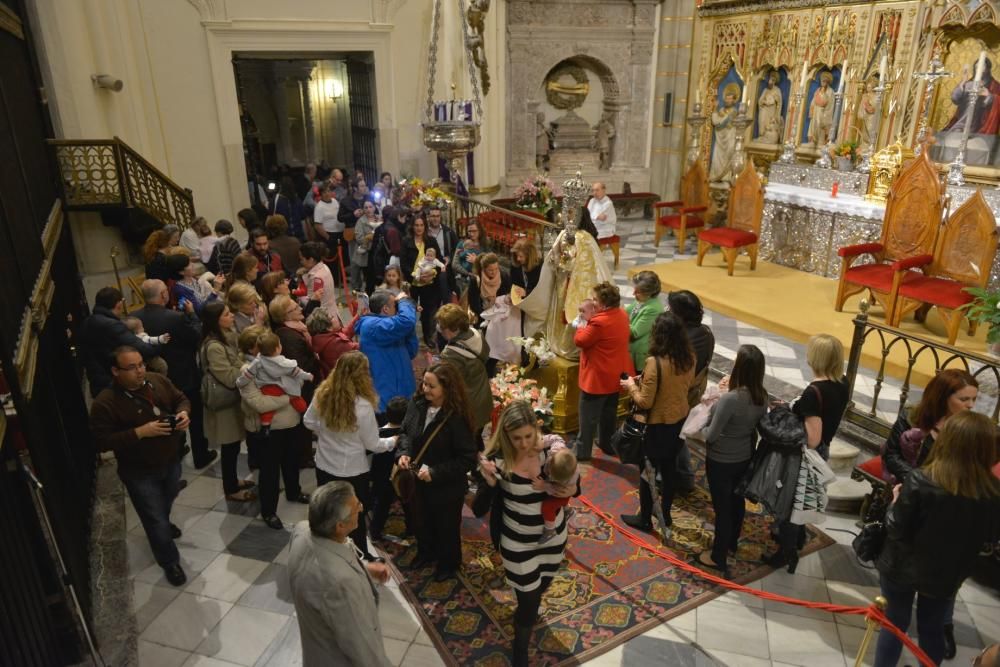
[594,112,616,170]
[942,56,1000,135]
[756,71,784,144]
[807,71,835,147]
[709,83,740,184]
[535,112,551,170]
[857,77,879,148]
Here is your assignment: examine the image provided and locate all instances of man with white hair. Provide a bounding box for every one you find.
[587,181,617,240]
[288,481,393,667]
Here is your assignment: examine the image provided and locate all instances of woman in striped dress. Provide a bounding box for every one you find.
[479,401,571,667]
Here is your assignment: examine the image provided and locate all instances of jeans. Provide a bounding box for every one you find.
[874,575,952,667]
[638,422,685,526]
[576,390,619,460]
[706,458,751,563]
[255,428,302,519]
[220,440,243,495]
[316,468,372,556]
[119,461,182,568]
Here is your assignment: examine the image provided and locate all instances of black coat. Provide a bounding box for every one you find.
[397,397,476,502]
[133,304,202,390]
[79,306,158,397]
[511,264,542,296]
[877,469,1000,599]
[882,413,934,483]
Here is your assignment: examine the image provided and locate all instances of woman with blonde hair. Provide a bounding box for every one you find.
[479,400,571,666]
[226,282,266,333]
[304,351,397,561]
[874,410,1000,666]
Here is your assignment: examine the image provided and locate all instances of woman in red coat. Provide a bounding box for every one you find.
[306,308,360,379]
[572,281,634,461]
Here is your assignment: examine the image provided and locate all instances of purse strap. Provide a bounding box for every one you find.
[411,411,451,467]
[200,340,234,389]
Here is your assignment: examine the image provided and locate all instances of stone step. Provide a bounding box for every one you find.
[828,440,861,474]
[826,476,871,515]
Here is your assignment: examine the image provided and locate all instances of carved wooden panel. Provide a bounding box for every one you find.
[881,151,942,261]
[728,161,764,234]
[680,160,709,208]
[932,190,998,287]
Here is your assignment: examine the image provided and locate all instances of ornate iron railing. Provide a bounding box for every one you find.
[844,299,1000,437]
[49,137,195,229]
[447,195,561,259]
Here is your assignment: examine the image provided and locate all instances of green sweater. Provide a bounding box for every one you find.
[626,297,664,371]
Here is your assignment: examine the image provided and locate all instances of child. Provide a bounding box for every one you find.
[378,264,407,297]
[570,298,596,329]
[370,396,412,541]
[414,247,445,280]
[533,436,579,544]
[236,332,313,433]
[123,316,170,374]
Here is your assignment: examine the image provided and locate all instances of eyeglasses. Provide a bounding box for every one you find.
[116,362,146,371]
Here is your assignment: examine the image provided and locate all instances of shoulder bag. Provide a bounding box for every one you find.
[852,483,892,564]
[200,342,240,410]
[391,413,449,502]
[610,357,661,466]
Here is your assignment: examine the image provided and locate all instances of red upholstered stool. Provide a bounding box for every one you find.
[696,228,759,276]
[597,235,620,268]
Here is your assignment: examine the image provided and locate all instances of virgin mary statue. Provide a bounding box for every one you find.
[518,212,614,360]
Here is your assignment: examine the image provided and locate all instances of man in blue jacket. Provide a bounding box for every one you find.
[356,290,418,413]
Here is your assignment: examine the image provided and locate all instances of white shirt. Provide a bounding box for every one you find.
[303,261,339,318]
[305,396,396,477]
[587,195,617,239]
[199,235,220,266]
[180,228,202,261]
[314,199,343,234]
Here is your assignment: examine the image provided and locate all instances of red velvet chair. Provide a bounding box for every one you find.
[890,190,998,343]
[696,162,764,276]
[654,160,709,251]
[834,150,944,319]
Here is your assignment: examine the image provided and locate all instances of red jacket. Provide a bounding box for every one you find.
[311,318,360,378]
[574,307,635,394]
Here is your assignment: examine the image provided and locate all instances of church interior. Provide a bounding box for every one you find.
[1,0,1000,665]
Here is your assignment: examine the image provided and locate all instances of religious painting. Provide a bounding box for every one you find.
[800,66,842,147]
[929,33,1000,168]
[708,64,744,185]
[753,67,789,145]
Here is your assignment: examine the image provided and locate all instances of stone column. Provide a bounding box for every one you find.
[300,77,317,163]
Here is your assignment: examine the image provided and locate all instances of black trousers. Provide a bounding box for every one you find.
[254,428,302,519]
[638,421,685,526]
[411,283,442,346]
[181,382,211,465]
[414,485,464,570]
[705,458,751,563]
[369,451,414,536]
[219,440,243,495]
[316,468,372,556]
[514,578,553,627]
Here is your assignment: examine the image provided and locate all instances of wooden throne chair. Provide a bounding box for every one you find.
[654,159,709,251]
[696,161,764,276]
[834,150,944,319]
[890,190,998,344]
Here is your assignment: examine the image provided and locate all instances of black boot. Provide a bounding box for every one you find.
[943,623,957,660]
[512,623,532,667]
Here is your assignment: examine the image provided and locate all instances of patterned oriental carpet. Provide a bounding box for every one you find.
[375,447,835,666]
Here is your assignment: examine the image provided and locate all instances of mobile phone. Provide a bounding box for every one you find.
[620,372,630,380]
[178,297,189,310]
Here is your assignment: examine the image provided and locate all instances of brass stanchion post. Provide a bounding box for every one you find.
[854,595,887,667]
[110,245,126,314]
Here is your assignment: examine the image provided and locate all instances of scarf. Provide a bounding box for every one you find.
[481,269,501,301]
[282,319,312,346]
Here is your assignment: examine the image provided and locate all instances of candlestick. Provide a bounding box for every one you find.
[837,59,848,94]
[878,54,888,83]
[685,104,708,166]
[695,88,701,106]
[948,76,983,185]
[975,50,987,84]
[912,49,951,155]
[778,89,805,163]
[741,81,749,105]
[800,60,809,89]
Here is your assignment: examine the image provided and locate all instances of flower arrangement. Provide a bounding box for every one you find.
[831,141,859,161]
[962,287,1000,345]
[489,363,553,430]
[512,174,561,215]
[396,177,452,210]
[507,334,556,367]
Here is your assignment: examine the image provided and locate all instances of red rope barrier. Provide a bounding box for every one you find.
[575,495,935,667]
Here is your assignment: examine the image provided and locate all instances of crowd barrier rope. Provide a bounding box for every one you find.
[576,495,935,667]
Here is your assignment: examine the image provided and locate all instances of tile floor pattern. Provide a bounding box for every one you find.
[132,214,1000,666]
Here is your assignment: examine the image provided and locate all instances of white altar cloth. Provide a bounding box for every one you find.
[764,182,886,220]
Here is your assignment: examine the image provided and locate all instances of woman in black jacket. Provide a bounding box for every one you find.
[396,363,477,582]
[401,215,443,348]
[874,410,1000,667]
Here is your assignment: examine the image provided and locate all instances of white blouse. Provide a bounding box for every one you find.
[304,396,396,477]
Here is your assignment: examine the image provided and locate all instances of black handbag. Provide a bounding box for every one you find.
[852,484,891,563]
[611,358,662,466]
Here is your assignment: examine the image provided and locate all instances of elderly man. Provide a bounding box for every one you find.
[355,290,418,413]
[90,346,191,586]
[134,279,216,468]
[586,181,617,240]
[288,481,393,667]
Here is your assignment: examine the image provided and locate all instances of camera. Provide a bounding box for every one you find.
[159,414,178,430]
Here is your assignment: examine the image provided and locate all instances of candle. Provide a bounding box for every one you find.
[837,59,848,94]
[878,54,888,83]
[800,60,809,90]
[975,50,987,84]
[695,88,701,106]
[741,81,748,105]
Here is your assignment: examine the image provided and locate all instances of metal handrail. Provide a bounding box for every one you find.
[447,195,561,258]
[844,299,1000,437]
[49,136,195,229]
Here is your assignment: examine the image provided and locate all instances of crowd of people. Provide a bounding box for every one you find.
[82,165,1000,667]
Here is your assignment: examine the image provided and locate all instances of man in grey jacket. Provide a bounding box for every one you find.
[287,481,393,666]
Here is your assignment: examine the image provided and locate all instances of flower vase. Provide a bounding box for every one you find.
[836,156,854,172]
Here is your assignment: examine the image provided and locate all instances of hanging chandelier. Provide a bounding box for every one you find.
[421,0,483,185]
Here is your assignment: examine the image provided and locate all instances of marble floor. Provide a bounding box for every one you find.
[131,215,1000,667]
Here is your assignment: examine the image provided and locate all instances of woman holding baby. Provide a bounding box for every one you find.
[401,215,443,349]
